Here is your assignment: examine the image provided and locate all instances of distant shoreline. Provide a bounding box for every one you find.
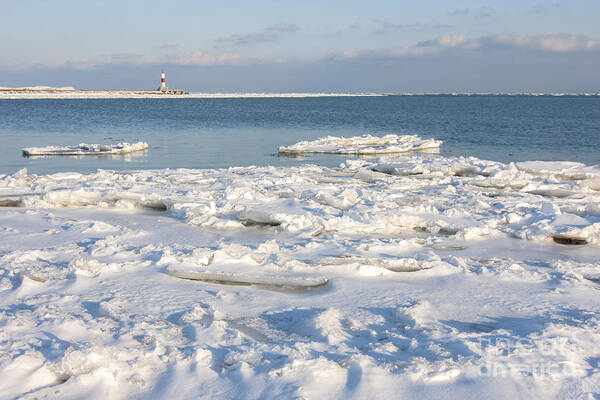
[0,87,598,99]
[0,88,385,99]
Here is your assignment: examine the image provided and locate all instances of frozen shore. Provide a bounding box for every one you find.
[0,87,384,99]
[1,146,599,398]
[1,88,597,99]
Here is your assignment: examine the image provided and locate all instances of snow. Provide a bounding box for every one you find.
[22,142,149,156]
[279,134,442,155]
[1,144,600,398]
[0,86,75,91]
[1,90,598,100]
[0,90,383,99]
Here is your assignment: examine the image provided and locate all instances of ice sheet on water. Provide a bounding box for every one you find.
[278,134,442,155]
[22,141,148,156]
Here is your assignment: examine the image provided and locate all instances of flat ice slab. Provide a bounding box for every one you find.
[22,141,148,156]
[168,270,329,292]
[279,134,442,155]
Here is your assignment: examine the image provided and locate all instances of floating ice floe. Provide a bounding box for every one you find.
[22,141,148,156]
[278,134,442,155]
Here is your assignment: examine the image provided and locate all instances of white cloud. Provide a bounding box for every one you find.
[480,33,600,53]
[332,45,434,60]
[452,8,469,16]
[266,23,299,33]
[371,20,454,35]
[172,51,248,66]
[529,3,561,15]
[333,32,600,62]
[216,23,299,45]
[450,6,496,18]
[371,20,422,35]
[216,31,278,45]
[155,43,180,50]
[335,33,474,60]
[419,33,470,48]
[4,32,599,72]
[3,50,253,70]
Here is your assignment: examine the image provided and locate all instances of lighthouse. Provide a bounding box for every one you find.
[159,71,169,92]
[155,70,187,94]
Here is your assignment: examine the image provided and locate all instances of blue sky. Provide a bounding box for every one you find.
[2,0,599,92]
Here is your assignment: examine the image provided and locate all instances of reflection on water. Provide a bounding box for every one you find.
[277,148,440,162]
[22,150,148,162]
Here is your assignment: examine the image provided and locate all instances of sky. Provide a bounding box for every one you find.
[1,0,600,92]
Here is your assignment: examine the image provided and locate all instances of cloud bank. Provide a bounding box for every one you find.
[215,23,299,45]
[333,33,600,61]
[2,32,599,92]
[5,32,599,71]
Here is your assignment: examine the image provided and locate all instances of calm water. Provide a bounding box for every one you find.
[1,96,599,174]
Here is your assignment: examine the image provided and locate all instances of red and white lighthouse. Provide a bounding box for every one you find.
[159,71,169,92]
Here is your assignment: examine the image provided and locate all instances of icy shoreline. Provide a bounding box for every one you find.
[1,87,598,100]
[1,152,599,398]
[0,89,384,99]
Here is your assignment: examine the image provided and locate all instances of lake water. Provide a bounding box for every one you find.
[1,95,599,174]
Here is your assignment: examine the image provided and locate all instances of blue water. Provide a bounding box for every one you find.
[1,95,599,174]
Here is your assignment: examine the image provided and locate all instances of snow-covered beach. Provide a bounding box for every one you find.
[0,88,384,100]
[0,88,597,100]
[1,135,600,398]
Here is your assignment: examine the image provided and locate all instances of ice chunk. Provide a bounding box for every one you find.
[279,134,441,155]
[22,142,148,156]
[516,161,600,180]
[69,255,107,277]
[317,255,435,272]
[0,197,22,207]
[551,234,588,245]
[167,269,329,292]
[372,155,495,177]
